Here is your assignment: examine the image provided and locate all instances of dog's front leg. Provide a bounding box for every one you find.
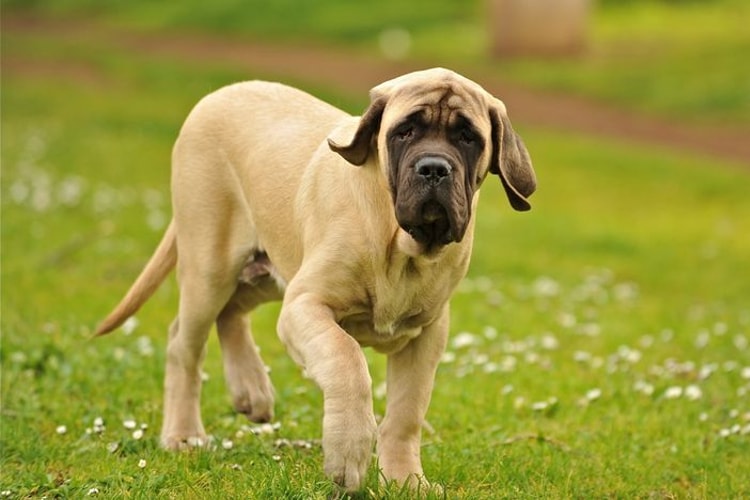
[278,292,376,492]
[377,305,449,490]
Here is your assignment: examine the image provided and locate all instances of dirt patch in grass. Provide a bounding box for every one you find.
[4,14,749,166]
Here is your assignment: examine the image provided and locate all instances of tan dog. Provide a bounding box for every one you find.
[96,68,535,491]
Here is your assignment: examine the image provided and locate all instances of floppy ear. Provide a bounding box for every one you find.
[489,102,537,211]
[327,97,386,166]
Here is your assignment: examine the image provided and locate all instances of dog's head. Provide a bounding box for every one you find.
[328,68,536,252]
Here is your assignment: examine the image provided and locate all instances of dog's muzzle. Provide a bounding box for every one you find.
[398,155,461,249]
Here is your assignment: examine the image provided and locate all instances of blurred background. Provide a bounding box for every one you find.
[2,0,749,497]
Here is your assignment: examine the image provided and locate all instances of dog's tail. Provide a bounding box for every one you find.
[95,220,177,336]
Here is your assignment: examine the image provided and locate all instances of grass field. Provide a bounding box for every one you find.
[2,2,750,498]
[6,0,749,125]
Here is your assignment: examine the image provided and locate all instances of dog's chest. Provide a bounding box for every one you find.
[338,265,454,353]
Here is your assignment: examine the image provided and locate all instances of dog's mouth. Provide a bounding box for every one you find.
[401,199,457,249]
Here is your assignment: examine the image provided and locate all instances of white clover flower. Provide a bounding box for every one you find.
[540,334,559,350]
[699,412,709,422]
[136,336,154,357]
[107,442,119,453]
[664,386,683,399]
[532,276,560,298]
[531,401,549,412]
[272,455,282,462]
[573,350,592,363]
[374,381,387,400]
[558,312,576,328]
[483,362,499,373]
[741,366,750,380]
[586,388,602,402]
[187,437,205,447]
[56,425,68,435]
[452,332,478,349]
[222,439,234,450]
[121,317,139,335]
[733,335,748,351]
[132,429,144,440]
[87,487,100,496]
[483,326,498,340]
[137,459,147,469]
[123,419,137,430]
[685,385,703,401]
[440,351,456,363]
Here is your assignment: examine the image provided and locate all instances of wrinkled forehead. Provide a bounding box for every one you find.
[381,78,492,130]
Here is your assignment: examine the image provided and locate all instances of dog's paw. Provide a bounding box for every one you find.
[229,370,275,423]
[161,432,212,451]
[322,413,377,492]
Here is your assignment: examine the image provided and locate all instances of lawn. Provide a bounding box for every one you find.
[5,0,749,126]
[2,3,750,499]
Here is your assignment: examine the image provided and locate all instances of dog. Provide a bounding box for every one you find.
[96,67,536,492]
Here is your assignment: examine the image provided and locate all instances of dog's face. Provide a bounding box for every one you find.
[328,68,536,251]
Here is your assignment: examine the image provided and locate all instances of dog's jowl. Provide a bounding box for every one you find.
[96,68,535,492]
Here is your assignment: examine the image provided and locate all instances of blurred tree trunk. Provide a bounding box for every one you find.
[489,0,591,56]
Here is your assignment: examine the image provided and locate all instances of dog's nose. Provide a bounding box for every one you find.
[415,156,452,185]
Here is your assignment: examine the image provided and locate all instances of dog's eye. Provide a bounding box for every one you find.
[395,126,414,141]
[458,129,476,145]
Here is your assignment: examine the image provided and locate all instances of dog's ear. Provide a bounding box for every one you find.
[328,97,386,166]
[489,100,536,211]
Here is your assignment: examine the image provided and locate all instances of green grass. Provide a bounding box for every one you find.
[2,8,750,499]
[4,0,749,125]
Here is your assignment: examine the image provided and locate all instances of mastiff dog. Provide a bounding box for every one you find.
[96,68,536,491]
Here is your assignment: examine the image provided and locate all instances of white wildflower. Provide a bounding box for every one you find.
[87,487,100,496]
[136,336,154,357]
[699,412,709,422]
[532,276,560,297]
[272,455,282,462]
[558,312,576,328]
[452,331,478,349]
[121,317,138,335]
[741,366,750,380]
[586,388,602,402]
[573,350,592,363]
[633,380,654,396]
[222,439,234,450]
[137,459,147,469]
[132,429,144,440]
[56,425,68,435]
[685,385,703,401]
[374,381,387,400]
[107,442,119,453]
[734,335,748,351]
[123,419,137,430]
[694,331,710,349]
[187,436,205,447]
[483,326,498,340]
[540,334,559,350]
[664,386,683,399]
[440,351,456,363]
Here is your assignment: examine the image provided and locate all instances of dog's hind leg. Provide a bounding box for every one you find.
[161,260,237,449]
[217,264,281,423]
